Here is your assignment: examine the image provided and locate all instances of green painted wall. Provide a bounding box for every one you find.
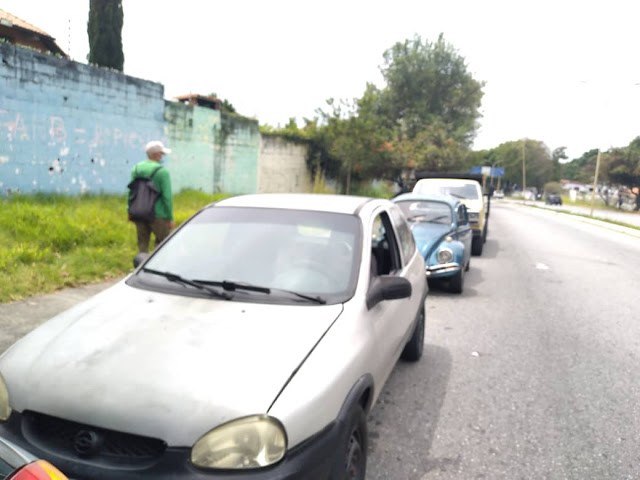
[165,102,259,194]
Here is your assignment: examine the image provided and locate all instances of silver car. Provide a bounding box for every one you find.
[0,193,428,479]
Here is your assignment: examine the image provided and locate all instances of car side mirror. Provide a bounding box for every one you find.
[133,252,150,268]
[366,275,412,309]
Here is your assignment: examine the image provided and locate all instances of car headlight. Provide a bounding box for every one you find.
[191,415,287,469]
[436,248,453,264]
[0,372,11,421]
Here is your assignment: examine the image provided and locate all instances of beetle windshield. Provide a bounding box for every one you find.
[395,201,453,225]
[131,207,362,304]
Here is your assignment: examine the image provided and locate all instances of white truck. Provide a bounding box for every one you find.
[412,173,490,256]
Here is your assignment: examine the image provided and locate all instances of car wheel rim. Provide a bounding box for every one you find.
[345,428,364,479]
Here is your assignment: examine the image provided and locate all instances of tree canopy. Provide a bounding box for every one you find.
[278,33,486,193]
[380,33,485,145]
[88,0,124,71]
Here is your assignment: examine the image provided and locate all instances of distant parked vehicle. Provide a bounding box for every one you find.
[545,193,563,205]
[493,190,504,199]
[412,173,489,256]
[393,193,472,294]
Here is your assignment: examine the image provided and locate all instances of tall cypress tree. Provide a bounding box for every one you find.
[87,0,124,71]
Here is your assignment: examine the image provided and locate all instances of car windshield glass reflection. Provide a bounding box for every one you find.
[415,183,479,200]
[396,201,453,225]
[138,207,361,303]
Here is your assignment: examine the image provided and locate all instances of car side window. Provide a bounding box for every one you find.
[457,204,469,225]
[388,205,416,264]
[371,212,402,276]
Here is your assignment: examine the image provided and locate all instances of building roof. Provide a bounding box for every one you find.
[174,94,222,110]
[0,9,67,57]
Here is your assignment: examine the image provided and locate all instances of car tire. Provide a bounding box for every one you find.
[336,404,367,480]
[450,269,464,294]
[401,305,425,361]
[471,237,483,256]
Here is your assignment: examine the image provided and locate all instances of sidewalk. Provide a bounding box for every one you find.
[499,198,640,237]
[0,279,120,354]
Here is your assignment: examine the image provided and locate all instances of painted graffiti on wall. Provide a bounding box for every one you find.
[1,111,147,150]
[0,107,164,195]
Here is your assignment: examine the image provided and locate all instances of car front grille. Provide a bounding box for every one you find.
[22,411,167,467]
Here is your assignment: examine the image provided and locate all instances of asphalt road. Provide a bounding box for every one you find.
[367,202,640,479]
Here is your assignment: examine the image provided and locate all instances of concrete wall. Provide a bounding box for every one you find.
[165,103,260,194]
[0,43,310,197]
[0,42,165,195]
[258,135,311,193]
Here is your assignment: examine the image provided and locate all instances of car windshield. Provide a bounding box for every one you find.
[414,182,480,200]
[395,200,453,225]
[130,207,361,305]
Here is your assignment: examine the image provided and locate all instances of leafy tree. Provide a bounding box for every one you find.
[561,149,599,184]
[87,0,124,71]
[208,93,236,114]
[379,33,484,145]
[605,137,640,210]
[318,85,392,193]
[485,139,553,192]
[551,147,567,181]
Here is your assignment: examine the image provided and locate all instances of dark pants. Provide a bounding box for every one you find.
[134,218,172,253]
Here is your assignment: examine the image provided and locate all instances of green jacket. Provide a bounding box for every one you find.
[128,160,173,221]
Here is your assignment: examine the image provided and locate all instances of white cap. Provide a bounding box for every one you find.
[145,140,171,156]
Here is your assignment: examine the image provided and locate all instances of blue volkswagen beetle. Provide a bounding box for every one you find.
[392,193,472,293]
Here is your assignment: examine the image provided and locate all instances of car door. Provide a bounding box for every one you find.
[366,206,423,391]
[455,203,472,267]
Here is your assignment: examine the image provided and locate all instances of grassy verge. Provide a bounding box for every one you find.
[0,190,228,303]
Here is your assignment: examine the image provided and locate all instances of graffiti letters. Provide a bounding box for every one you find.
[2,113,29,141]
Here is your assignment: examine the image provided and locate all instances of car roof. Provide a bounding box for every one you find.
[414,178,481,187]
[393,192,460,209]
[214,193,379,215]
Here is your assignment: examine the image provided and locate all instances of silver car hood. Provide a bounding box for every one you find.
[0,281,342,446]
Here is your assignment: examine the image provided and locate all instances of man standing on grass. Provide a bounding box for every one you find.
[128,140,175,253]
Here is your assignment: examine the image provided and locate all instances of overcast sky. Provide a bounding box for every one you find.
[4,0,640,161]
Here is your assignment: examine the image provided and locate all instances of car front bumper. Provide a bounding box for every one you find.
[0,411,340,480]
[426,262,461,278]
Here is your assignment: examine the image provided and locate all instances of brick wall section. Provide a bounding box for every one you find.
[0,43,165,195]
[257,135,311,193]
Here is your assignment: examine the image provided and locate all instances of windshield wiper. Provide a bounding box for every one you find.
[271,288,327,304]
[194,279,271,294]
[196,280,326,304]
[142,268,232,300]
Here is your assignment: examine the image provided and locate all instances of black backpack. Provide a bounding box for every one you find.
[127,165,163,222]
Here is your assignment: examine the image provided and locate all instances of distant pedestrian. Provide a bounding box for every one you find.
[618,192,624,210]
[128,141,174,253]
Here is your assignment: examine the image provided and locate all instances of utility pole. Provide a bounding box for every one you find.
[589,149,601,217]
[522,139,526,202]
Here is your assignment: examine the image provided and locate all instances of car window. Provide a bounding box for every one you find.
[414,180,481,200]
[457,204,469,225]
[388,205,417,264]
[370,211,401,276]
[133,207,362,304]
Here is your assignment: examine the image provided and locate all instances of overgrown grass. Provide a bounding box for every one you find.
[0,191,228,303]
